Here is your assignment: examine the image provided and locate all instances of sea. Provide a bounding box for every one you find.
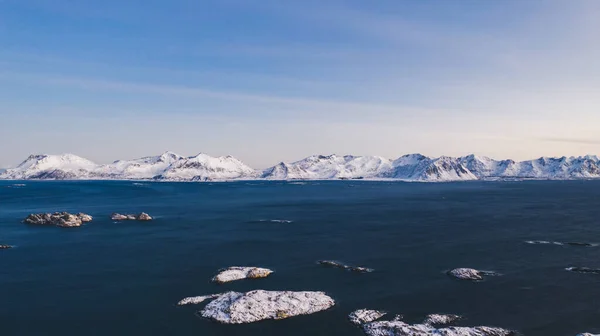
[1,180,600,336]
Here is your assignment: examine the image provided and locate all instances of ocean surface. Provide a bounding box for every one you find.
[1,180,600,336]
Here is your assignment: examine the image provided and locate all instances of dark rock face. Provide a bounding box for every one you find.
[24,212,93,228]
[111,212,153,221]
[29,169,78,180]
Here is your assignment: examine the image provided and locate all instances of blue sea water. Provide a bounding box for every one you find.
[1,180,600,336]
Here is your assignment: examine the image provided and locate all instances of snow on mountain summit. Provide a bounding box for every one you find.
[157,153,257,181]
[261,154,393,179]
[1,154,98,179]
[2,152,600,181]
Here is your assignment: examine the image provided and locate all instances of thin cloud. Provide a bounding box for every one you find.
[543,137,600,145]
[0,71,446,118]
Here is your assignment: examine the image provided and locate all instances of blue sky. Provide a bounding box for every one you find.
[1,0,600,168]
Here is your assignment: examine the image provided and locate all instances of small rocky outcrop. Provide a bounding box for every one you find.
[566,267,600,275]
[212,266,273,284]
[348,309,514,336]
[362,320,515,336]
[577,333,600,336]
[318,260,374,273]
[24,212,93,228]
[349,309,387,325]
[0,244,12,249]
[111,212,153,221]
[448,268,500,281]
[137,212,152,221]
[78,213,93,222]
[423,314,462,325]
[200,290,335,324]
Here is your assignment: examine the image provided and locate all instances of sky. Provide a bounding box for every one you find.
[1,0,600,168]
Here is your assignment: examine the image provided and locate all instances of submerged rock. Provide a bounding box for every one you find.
[255,219,294,223]
[525,240,596,247]
[212,267,274,284]
[0,244,12,249]
[111,213,153,221]
[525,240,561,245]
[200,290,335,324]
[24,212,92,228]
[349,309,387,325]
[318,260,374,273]
[423,314,462,325]
[362,320,514,336]
[177,294,222,306]
[566,267,600,275]
[448,268,500,281]
[565,242,596,247]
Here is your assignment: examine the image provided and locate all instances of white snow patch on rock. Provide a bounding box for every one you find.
[448,268,500,281]
[423,313,462,325]
[362,320,514,336]
[177,294,222,306]
[349,309,387,325]
[212,267,273,283]
[200,290,335,324]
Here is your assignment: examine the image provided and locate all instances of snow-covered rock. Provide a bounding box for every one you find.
[24,212,92,228]
[211,267,273,283]
[362,320,514,336]
[177,293,223,306]
[349,309,387,325]
[78,213,93,222]
[111,213,152,221]
[423,314,462,325]
[448,268,500,281]
[200,290,335,324]
[137,212,153,221]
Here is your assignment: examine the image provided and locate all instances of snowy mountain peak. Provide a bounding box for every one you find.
[3,154,98,180]
[159,151,182,161]
[3,152,600,182]
[158,153,256,181]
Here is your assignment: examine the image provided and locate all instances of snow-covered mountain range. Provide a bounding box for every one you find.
[2,152,600,182]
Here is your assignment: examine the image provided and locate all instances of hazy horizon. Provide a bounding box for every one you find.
[2,0,600,168]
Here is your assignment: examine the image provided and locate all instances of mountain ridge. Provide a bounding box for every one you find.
[3,152,600,182]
